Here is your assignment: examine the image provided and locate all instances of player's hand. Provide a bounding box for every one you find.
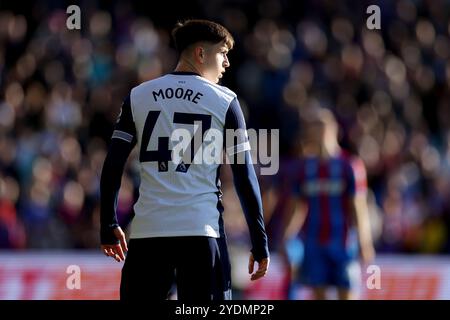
[248,254,270,281]
[101,227,128,262]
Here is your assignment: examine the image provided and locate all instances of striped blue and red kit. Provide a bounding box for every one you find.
[292,151,367,288]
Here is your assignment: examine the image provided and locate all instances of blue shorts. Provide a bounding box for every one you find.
[299,241,357,289]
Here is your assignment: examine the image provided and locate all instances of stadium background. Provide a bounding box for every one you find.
[1,0,450,299]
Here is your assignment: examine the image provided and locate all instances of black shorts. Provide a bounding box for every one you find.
[120,236,232,301]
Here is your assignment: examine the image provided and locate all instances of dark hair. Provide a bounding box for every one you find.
[171,19,234,54]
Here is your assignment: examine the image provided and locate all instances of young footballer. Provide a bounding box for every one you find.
[99,19,269,301]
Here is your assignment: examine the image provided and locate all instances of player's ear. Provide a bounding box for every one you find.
[194,46,205,64]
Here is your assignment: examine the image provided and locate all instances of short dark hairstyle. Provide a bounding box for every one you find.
[171,19,234,54]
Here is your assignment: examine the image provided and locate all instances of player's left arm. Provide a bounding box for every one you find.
[225,97,269,281]
[347,158,375,264]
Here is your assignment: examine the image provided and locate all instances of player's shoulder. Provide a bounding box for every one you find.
[197,79,237,104]
[213,83,237,100]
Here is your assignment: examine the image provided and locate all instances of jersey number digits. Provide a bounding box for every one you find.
[139,111,212,172]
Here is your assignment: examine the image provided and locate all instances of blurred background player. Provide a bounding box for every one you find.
[281,107,375,300]
[99,19,269,301]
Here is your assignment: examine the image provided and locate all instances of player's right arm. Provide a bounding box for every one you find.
[281,195,307,243]
[279,162,307,244]
[100,95,137,262]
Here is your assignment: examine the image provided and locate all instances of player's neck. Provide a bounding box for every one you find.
[174,59,204,77]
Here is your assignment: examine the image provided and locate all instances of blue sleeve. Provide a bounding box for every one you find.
[224,98,269,261]
[100,95,137,244]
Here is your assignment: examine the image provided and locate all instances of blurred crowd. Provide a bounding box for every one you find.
[1,0,450,254]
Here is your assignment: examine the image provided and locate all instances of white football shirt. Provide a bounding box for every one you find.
[119,73,239,238]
